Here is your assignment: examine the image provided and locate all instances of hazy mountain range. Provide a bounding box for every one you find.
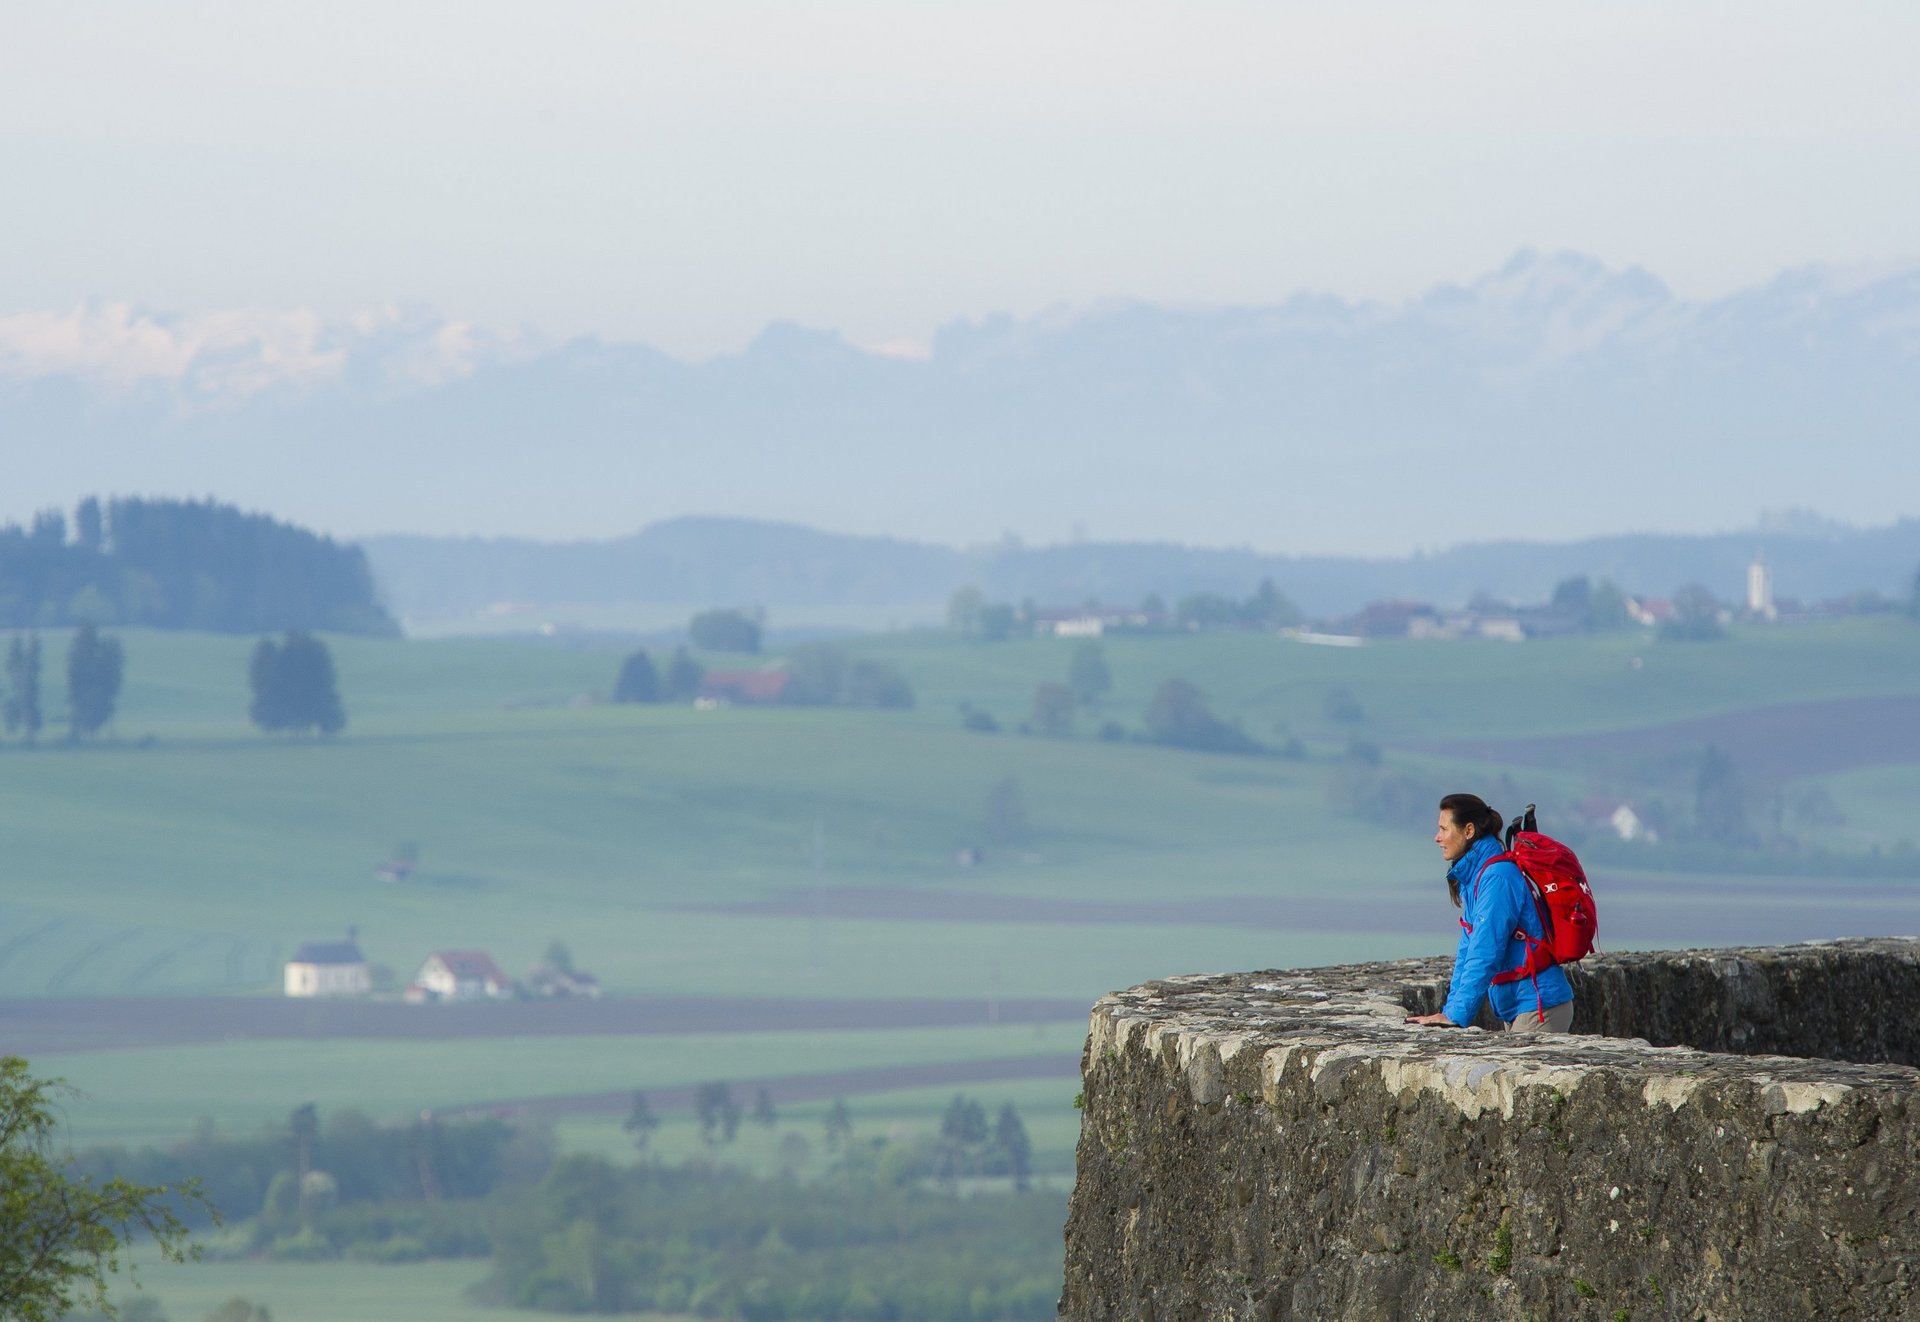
[8,250,1920,558]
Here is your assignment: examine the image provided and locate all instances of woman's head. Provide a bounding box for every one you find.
[1436,792,1503,905]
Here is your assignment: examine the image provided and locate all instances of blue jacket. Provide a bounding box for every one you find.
[1444,835,1573,1025]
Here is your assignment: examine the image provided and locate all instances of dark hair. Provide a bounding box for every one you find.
[1438,792,1503,907]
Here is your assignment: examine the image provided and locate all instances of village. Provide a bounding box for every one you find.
[282,935,601,1003]
[1021,553,1867,646]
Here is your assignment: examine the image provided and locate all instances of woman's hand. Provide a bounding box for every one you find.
[1405,1012,1456,1026]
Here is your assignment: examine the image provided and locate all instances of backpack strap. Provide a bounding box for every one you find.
[1476,851,1559,1004]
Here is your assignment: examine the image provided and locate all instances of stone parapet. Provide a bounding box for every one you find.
[1060,939,1920,1321]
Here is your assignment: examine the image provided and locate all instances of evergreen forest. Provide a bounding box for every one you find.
[0,498,395,635]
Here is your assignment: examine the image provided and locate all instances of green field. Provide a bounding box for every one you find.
[6,618,1918,1005]
[9,616,1920,1316]
[48,1020,1085,1148]
[115,1254,679,1322]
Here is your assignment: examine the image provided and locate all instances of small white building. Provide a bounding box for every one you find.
[1581,798,1659,844]
[1608,803,1658,843]
[284,941,371,998]
[413,949,515,1001]
[1747,552,1777,620]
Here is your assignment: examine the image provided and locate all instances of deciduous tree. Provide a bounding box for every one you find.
[1661,584,1726,642]
[1551,574,1592,614]
[662,647,705,703]
[945,586,984,637]
[976,603,1017,642]
[1145,678,1262,754]
[1244,578,1300,628]
[1067,641,1111,707]
[1028,683,1074,737]
[688,609,762,654]
[248,632,346,735]
[0,1056,211,1322]
[1585,577,1634,630]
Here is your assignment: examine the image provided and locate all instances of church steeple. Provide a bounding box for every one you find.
[1746,550,1776,620]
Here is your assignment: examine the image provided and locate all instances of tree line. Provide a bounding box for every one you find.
[0,497,395,635]
[947,578,1300,640]
[0,627,348,744]
[58,1085,1055,1321]
[483,1148,1061,1318]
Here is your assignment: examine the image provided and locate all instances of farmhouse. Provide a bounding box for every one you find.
[1030,607,1157,638]
[411,949,515,1001]
[1580,796,1660,843]
[283,940,371,998]
[697,670,792,706]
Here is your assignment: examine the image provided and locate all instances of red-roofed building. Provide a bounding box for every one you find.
[413,950,516,1001]
[699,670,793,705]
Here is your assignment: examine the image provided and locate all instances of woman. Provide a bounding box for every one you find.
[1406,792,1574,1032]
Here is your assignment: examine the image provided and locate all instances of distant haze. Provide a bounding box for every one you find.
[4,5,1918,357]
[9,6,1919,554]
[7,252,1920,555]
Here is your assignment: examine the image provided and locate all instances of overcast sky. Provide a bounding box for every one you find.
[4,2,1918,360]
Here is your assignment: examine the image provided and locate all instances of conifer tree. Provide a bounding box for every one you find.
[3,635,43,743]
[994,1102,1032,1191]
[621,1092,660,1156]
[612,649,660,703]
[822,1097,852,1152]
[65,623,124,740]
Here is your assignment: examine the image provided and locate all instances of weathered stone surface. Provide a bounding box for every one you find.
[1060,939,1920,1321]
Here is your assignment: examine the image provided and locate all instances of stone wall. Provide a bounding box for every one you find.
[1060,939,1920,1321]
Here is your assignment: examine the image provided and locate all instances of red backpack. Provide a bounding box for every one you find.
[1482,805,1599,987]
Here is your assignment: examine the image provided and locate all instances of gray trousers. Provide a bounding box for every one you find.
[1502,999,1575,1033]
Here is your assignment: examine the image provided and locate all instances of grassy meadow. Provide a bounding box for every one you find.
[7,613,1920,1316]
[112,1255,631,1322]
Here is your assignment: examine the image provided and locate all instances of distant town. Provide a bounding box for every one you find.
[983,552,1900,647]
